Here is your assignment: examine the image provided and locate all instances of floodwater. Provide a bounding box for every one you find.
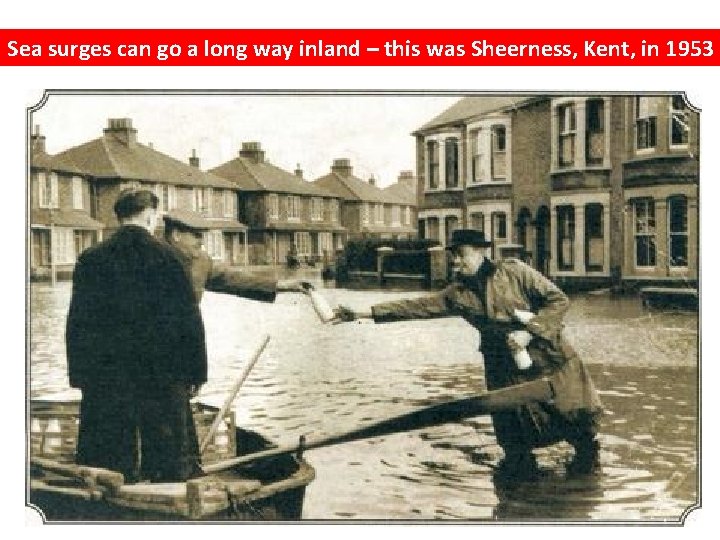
[28,275,698,522]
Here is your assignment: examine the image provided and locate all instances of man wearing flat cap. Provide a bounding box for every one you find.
[335,229,602,479]
[162,209,310,306]
[66,189,207,482]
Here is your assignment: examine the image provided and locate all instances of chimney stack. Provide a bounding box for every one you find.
[331,158,353,177]
[294,163,303,179]
[31,124,46,155]
[189,148,200,168]
[103,118,138,147]
[398,170,416,188]
[368,174,376,186]
[239,141,265,164]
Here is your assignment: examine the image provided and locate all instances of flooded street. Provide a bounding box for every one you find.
[29,275,698,521]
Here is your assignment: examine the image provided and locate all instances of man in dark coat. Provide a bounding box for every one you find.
[66,189,207,483]
[335,229,603,478]
[161,209,309,307]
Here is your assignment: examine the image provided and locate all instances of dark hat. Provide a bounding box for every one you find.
[446,229,493,251]
[113,188,159,218]
[162,209,210,232]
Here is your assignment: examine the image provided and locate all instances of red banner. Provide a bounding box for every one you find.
[2,29,718,66]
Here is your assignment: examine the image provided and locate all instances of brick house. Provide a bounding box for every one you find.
[29,127,104,280]
[50,118,249,266]
[210,142,345,265]
[313,159,418,240]
[619,95,698,288]
[413,96,541,261]
[413,94,699,290]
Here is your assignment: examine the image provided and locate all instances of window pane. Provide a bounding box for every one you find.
[670,235,688,266]
[445,138,458,188]
[636,236,656,266]
[669,197,687,232]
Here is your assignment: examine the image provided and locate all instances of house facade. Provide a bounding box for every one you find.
[47,118,249,268]
[413,94,699,290]
[313,159,417,241]
[210,142,345,265]
[29,127,104,280]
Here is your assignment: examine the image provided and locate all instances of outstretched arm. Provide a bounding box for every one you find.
[334,286,456,324]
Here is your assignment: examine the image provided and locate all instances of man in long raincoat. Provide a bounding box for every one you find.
[336,229,603,477]
[66,190,207,483]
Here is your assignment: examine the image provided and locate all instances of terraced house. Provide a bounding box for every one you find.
[44,118,250,267]
[210,142,345,265]
[413,94,699,290]
[313,158,417,240]
[30,127,104,280]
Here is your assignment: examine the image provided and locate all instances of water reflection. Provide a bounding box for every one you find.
[28,280,698,521]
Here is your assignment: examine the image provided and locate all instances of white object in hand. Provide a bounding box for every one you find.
[309,288,336,323]
[512,347,534,370]
[514,309,535,324]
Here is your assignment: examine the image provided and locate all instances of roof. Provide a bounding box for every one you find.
[360,224,417,234]
[210,157,339,197]
[52,137,236,189]
[313,172,408,204]
[31,148,85,176]
[30,208,105,229]
[382,182,417,206]
[201,219,247,232]
[263,222,346,233]
[162,209,247,231]
[414,95,539,133]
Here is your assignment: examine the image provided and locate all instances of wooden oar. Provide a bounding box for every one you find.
[199,334,271,453]
[203,374,556,474]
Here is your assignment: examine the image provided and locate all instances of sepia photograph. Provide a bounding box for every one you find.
[26,91,699,523]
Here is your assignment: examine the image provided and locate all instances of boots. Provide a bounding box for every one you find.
[495,449,540,480]
[567,438,600,475]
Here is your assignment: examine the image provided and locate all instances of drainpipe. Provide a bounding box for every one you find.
[49,209,56,287]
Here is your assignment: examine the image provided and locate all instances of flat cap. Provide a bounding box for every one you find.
[162,209,210,232]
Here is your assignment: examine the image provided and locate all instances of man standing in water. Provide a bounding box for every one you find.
[335,229,603,478]
[66,189,207,483]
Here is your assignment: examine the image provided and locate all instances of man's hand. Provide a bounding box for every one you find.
[507,330,533,350]
[277,279,313,294]
[334,305,358,323]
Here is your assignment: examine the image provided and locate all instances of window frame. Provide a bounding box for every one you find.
[668,195,688,268]
[635,96,658,152]
[633,198,657,268]
[71,176,84,210]
[287,195,301,221]
[267,193,279,220]
[426,140,439,189]
[445,137,459,188]
[204,229,224,260]
[670,95,690,148]
[556,205,575,271]
[294,231,311,257]
[38,171,59,209]
[558,104,577,168]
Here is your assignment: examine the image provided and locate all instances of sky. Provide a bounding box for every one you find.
[31,92,459,188]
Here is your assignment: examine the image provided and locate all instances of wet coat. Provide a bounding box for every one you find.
[370,258,602,452]
[66,225,207,482]
[171,247,278,304]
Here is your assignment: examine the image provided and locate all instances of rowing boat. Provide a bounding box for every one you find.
[28,399,315,521]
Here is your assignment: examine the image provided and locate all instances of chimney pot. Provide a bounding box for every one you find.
[239,141,265,163]
[294,163,303,179]
[103,117,138,147]
[189,148,200,168]
[331,158,353,177]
